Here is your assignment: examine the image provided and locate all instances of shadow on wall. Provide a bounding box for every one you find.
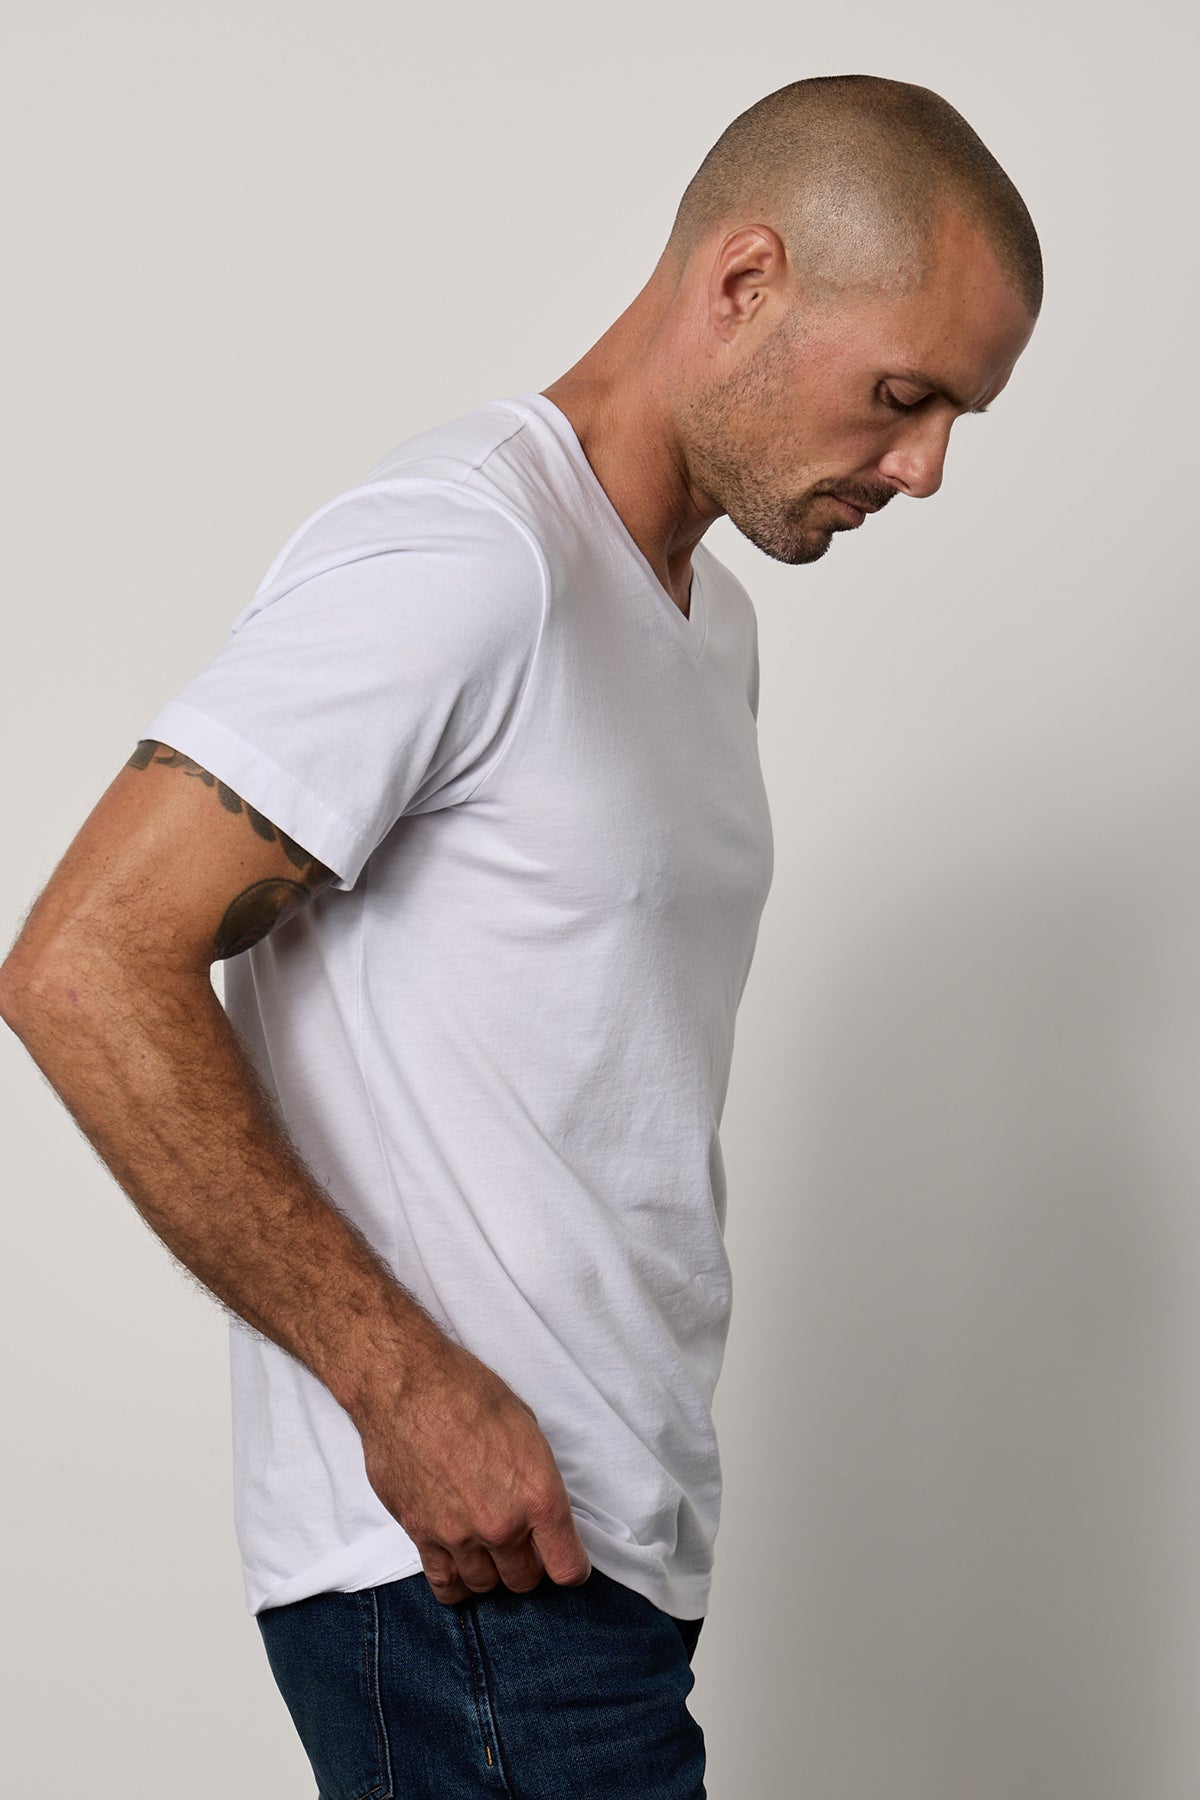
[709,777,1200,1800]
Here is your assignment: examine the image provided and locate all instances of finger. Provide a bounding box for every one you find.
[531,1511,592,1588]
[490,1535,547,1595]
[419,1544,470,1607]
[453,1545,504,1595]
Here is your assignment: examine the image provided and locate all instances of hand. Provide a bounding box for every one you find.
[357,1338,592,1605]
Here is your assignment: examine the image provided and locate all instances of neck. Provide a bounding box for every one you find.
[539,254,717,615]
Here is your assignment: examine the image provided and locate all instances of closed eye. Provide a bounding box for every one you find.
[879,385,926,414]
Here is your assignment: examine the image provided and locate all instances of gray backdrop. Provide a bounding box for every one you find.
[3,2,1197,1794]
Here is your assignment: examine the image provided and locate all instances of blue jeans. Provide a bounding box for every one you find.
[257,1566,706,1798]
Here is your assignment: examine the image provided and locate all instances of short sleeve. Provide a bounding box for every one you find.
[139,480,548,891]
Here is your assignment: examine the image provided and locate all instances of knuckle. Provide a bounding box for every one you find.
[524,1469,559,1509]
[526,1483,565,1524]
[477,1512,523,1550]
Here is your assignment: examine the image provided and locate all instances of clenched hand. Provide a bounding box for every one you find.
[357,1337,592,1605]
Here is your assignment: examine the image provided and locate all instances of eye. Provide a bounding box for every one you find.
[879,384,925,414]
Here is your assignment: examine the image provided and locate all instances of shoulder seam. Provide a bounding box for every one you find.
[460,411,530,480]
[360,406,531,489]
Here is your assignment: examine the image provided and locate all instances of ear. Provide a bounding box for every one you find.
[707,226,789,344]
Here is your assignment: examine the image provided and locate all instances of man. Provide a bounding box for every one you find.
[0,74,1038,1798]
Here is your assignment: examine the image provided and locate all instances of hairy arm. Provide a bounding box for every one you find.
[0,742,590,1604]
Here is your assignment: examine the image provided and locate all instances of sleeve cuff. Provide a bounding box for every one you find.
[136,699,370,891]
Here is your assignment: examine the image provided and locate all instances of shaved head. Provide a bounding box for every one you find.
[539,74,1040,601]
[665,75,1042,316]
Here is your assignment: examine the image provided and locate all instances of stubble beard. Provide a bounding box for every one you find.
[698,437,839,563]
[681,329,857,566]
[729,486,840,566]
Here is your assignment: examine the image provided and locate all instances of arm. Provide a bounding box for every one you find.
[0,741,591,1604]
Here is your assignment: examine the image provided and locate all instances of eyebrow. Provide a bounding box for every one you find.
[900,371,991,414]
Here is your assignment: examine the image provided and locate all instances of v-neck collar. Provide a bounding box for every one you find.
[511,390,708,661]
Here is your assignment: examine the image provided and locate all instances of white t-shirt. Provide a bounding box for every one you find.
[141,391,774,1620]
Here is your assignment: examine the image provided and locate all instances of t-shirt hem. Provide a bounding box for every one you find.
[245,1535,709,1621]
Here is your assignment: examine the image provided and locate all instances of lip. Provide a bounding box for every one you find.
[828,494,876,525]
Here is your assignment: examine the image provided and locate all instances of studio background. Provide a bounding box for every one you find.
[2,3,1196,1795]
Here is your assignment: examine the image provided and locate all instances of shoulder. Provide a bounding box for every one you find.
[242,398,548,612]
[233,474,549,668]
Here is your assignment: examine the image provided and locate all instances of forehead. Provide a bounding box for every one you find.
[828,213,1034,404]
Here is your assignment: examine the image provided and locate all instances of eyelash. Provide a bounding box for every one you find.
[880,387,923,414]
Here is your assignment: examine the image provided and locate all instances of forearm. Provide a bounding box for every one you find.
[0,750,590,1605]
[0,947,450,1424]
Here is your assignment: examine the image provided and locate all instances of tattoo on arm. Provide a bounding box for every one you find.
[127,740,338,960]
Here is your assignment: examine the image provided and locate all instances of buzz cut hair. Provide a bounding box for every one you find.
[665,75,1043,317]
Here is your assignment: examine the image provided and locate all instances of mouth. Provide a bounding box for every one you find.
[827,493,879,526]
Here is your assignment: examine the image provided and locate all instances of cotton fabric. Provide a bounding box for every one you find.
[140,391,774,1619]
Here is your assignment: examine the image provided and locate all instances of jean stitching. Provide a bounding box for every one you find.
[457,1601,514,1793]
[356,1588,393,1800]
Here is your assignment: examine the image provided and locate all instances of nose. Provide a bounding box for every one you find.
[876,414,952,500]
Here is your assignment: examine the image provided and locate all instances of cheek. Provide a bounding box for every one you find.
[775,392,877,468]
[834,425,895,476]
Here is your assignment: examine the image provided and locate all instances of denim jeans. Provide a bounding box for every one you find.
[256,1565,706,1799]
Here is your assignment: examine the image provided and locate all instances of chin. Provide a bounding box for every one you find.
[731,515,835,566]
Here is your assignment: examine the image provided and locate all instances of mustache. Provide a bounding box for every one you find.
[815,482,896,512]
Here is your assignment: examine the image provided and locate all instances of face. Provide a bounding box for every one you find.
[680,210,1036,565]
